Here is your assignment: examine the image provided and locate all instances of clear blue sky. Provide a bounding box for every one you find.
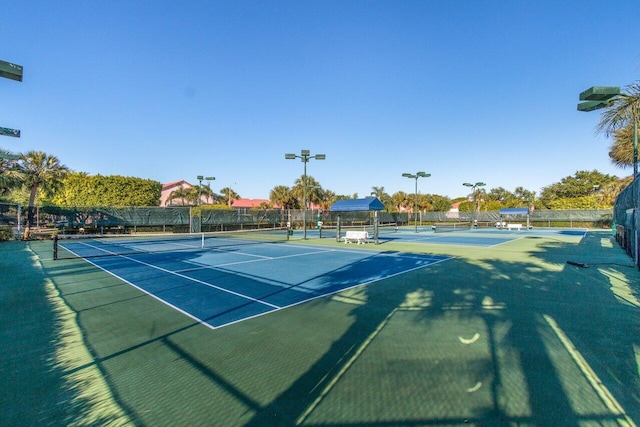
[2,1,639,200]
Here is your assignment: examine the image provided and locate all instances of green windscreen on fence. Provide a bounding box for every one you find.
[613,178,639,267]
[53,227,289,260]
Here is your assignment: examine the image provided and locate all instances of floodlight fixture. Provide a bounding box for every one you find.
[196,175,215,231]
[0,59,23,82]
[403,171,430,233]
[579,86,620,101]
[0,127,20,138]
[285,149,326,239]
[463,182,485,224]
[578,85,636,178]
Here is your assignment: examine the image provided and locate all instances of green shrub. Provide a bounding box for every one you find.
[0,226,16,241]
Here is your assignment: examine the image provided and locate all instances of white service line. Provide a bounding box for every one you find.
[71,244,281,309]
[176,247,338,272]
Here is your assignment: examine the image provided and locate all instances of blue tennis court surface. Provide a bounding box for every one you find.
[380,232,515,246]
[75,242,450,329]
[309,226,587,247]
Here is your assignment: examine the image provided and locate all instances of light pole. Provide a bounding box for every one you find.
[402,171,430,232]
[1,59,23,158]
[578,86,637,178]
[285,150,326,239]
[593,184,600,209]
[197,175,215,232]
[463,182,486,226]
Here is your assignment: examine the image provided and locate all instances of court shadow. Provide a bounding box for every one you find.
[21,232,640,426]
[238,231,640,425]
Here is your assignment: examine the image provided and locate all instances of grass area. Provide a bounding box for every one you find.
[1,231,639,425]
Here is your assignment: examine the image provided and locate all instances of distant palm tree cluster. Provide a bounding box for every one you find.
[166,185,239,206]
[0,150,68,239]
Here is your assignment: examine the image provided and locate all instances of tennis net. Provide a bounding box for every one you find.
[53,227,289,260]
[432,222,472,233]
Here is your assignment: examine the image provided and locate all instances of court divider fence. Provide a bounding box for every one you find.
[3,204,614,234]
[613,178,639,268]
[3,200,635,267]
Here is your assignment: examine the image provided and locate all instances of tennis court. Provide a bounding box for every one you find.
[3,229,639,426]
[310,224,588,248]
[55,231,451,329]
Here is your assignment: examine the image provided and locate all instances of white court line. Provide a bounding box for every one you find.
[176,247,339,273]
[63,243,280,309]
[544,314,636,427]
[62,241,454,330]
[216,255,454,331]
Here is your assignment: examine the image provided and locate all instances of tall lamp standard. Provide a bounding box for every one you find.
[593,185,600,209]
[197,175,215,232]
[285,150,326,239]
[463,182,486,226]
[402,171,430,233]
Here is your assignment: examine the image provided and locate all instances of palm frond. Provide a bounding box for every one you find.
[596,81,640,137]
[608,125,635,169]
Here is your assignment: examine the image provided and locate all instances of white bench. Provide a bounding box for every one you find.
[506,223,523,231]
[344,230,369,244]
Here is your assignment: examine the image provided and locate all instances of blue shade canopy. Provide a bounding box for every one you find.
[499,208,529,215]
[330,197,385,212]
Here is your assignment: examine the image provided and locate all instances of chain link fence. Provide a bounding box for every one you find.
[613,178,639,268]
[1,203,622,245]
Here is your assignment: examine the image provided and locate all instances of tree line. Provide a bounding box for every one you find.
[0,150,626,232]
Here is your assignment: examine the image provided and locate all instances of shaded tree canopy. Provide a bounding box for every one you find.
[52,173,162,206]
[539,170,618,206]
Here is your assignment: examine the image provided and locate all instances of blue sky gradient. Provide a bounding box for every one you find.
[2,1,640,199]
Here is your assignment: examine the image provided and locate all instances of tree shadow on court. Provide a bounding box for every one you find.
[239,232,640,425]
[0,242,134,426]
[23,232,640,426]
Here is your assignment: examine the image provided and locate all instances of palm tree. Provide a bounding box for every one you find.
[371,186,392,210]
[319,189,337,211]
[0,149,22,197]
[185,185,203,205]
[608,126,636,169]
[197,184,216,205]
[370,186,386,199]
[597,82,640,172]
[391,191,411,211]
[220,187,239,206]
[292,175,321,208]
[270,185,298,211]
[17,151,69,239]
[167,188,190,206]
[270,185,298,227]
[417,194,433,211]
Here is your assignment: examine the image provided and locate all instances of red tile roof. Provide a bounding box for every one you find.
[162,180,191,190]
[232,198,274,208]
